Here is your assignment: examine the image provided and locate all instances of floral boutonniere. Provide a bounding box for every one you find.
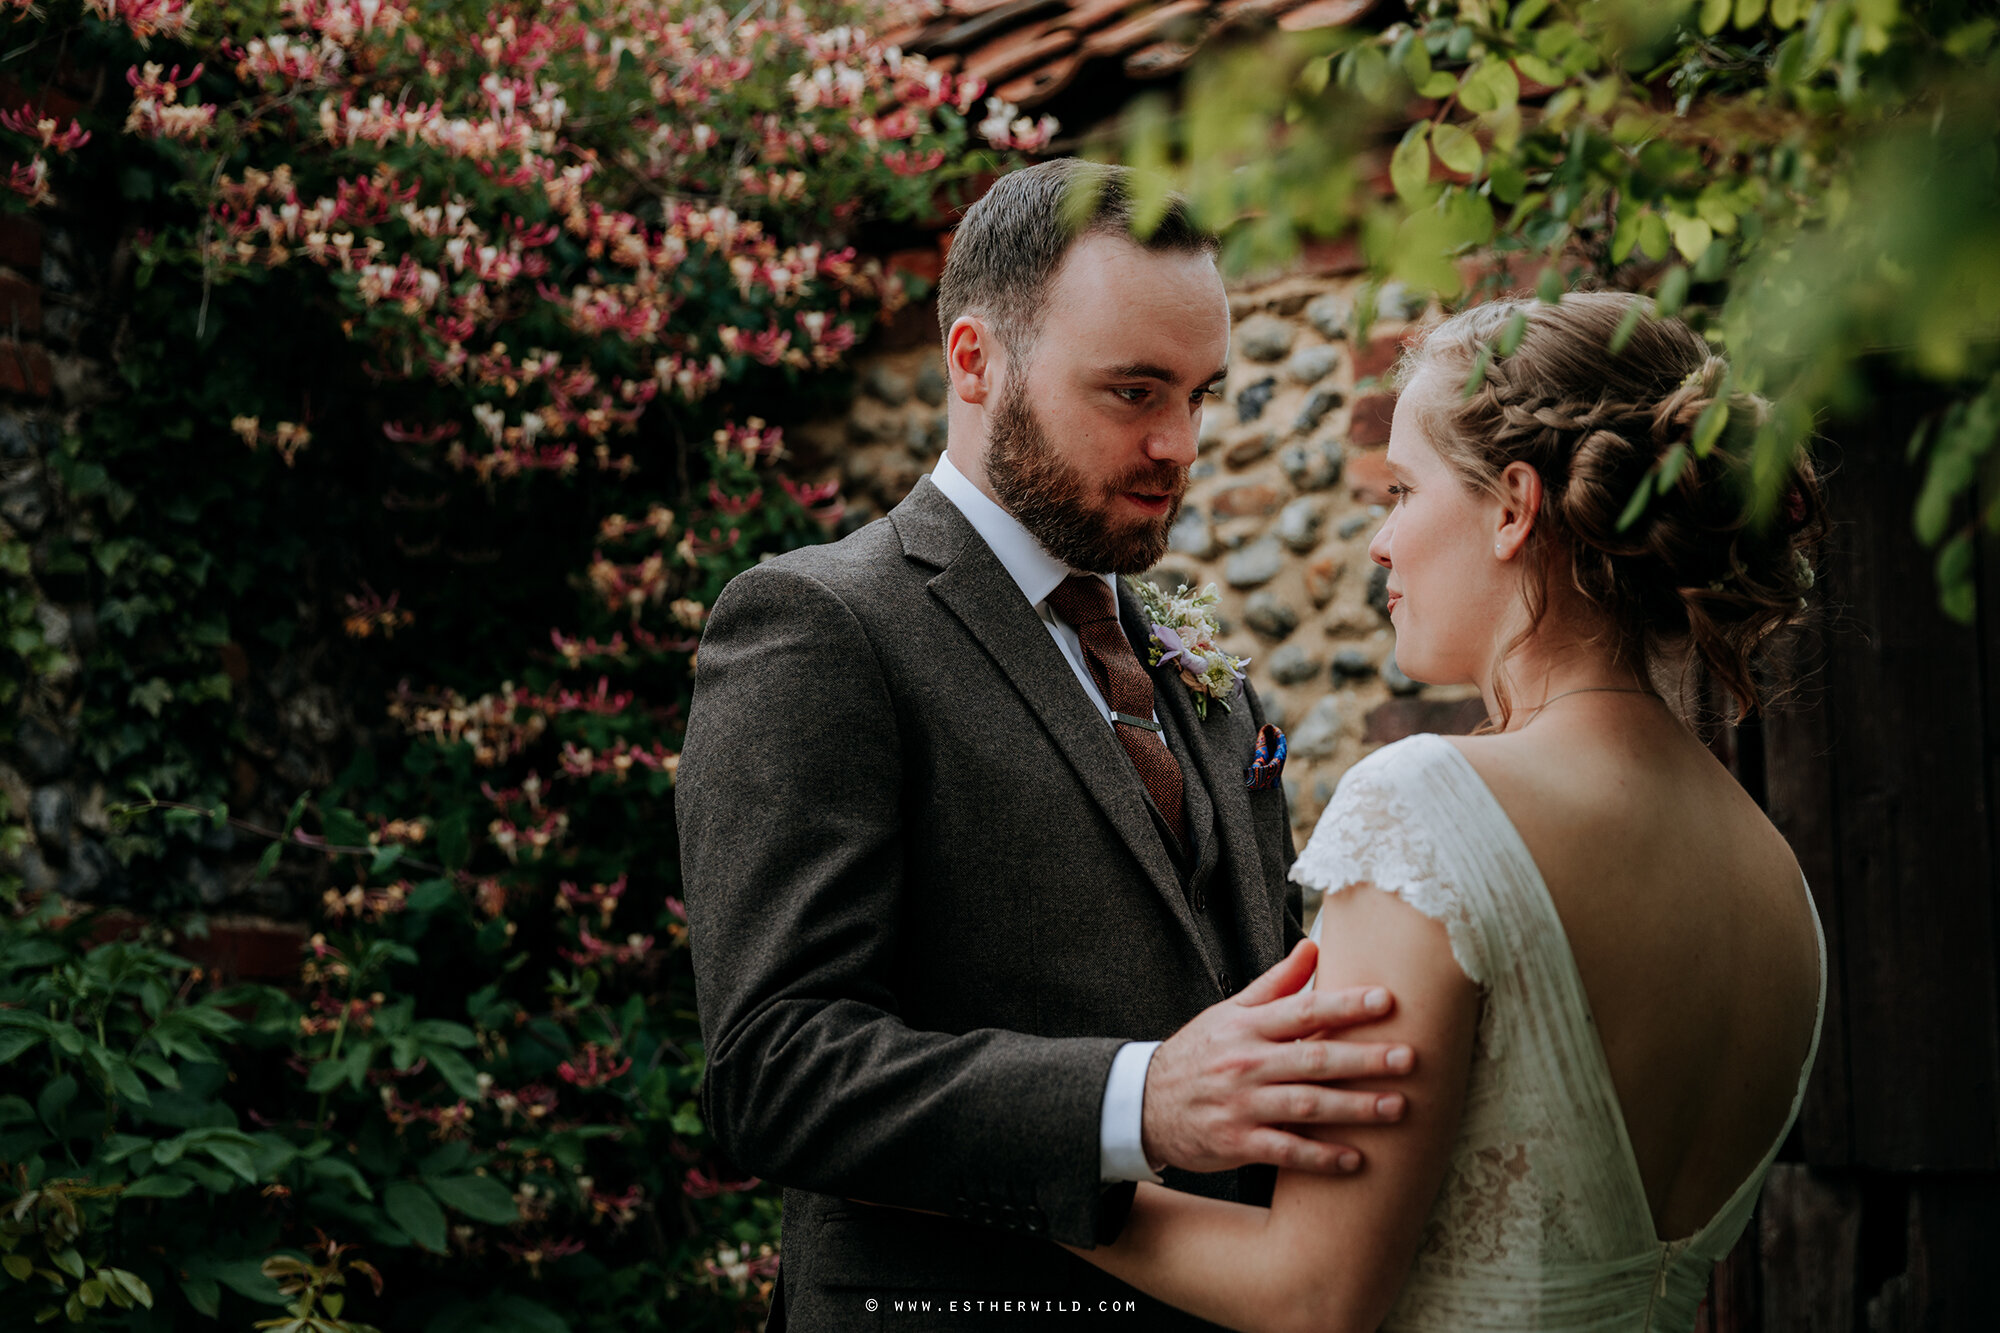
[1130,579,1250,720]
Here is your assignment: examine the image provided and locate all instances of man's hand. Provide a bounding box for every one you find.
[1140,940,1413,1175]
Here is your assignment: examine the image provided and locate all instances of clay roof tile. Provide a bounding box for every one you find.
[995,47,1087,105]
[902,0,1383,120]
[963,21,1083,85]
[1080,0,1210,59]
[1276,0,1378,31]
[1123,39,1198,78]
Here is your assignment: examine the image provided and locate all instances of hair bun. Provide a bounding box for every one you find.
[1395,291,1826,724]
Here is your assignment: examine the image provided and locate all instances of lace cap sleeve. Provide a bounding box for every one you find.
[1288,738,1487,987]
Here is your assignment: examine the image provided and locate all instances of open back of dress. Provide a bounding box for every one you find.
[1294,733,1826,1332]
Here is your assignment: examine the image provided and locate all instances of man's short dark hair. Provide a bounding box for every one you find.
[935,159,1217,363]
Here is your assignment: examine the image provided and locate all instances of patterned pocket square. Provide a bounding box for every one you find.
[1244,723,1287,791]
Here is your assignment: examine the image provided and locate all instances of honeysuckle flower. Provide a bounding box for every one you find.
[6,156,52,206]
[0,110,91,153]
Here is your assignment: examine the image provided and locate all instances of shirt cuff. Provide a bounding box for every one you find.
[1098,1040,1166,1184]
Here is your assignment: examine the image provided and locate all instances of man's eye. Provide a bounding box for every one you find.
[1114,387,1149,404]
[1192,385,1223,404]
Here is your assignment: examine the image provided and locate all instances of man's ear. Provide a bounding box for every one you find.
[1494,460,1543,558]
[946,314,999,406]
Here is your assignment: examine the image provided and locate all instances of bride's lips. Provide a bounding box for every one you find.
[1385,591,1403,614]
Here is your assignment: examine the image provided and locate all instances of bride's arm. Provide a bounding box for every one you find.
[1065,885,1480,1333]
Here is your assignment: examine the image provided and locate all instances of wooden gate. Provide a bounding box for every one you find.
[1703,386,2000,1331]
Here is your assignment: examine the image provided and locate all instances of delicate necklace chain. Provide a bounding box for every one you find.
[1520,685,1660,722]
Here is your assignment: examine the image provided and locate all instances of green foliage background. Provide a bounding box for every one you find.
[0,1,1010,1328]
[1102,0,1999,617]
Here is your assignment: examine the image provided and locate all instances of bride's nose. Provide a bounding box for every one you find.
[1367,512,1395,569]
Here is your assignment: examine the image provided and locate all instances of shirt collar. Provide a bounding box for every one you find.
[930,450,1117,609]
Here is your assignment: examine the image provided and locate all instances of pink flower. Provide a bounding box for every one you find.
[557,1042,632,1089]
[0,110,91,154]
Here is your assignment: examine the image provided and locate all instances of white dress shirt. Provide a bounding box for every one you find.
[928,451,1165,1185]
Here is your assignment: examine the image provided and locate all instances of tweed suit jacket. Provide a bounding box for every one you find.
[679,476,1304,1329]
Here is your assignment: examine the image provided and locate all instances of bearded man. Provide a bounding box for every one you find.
[678,160,1414,1331]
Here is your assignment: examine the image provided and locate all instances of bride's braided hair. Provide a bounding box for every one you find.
[1395,291,1826,724]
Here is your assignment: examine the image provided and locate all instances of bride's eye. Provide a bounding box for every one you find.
[1386,483,1412,502]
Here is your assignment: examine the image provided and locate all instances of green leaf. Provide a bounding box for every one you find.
[1655,266,1690,316]
[4,1254,32,1281]
[1734,0,1768,25]
[1432,122,1483,175]
[37,1073,76,1130]
[1462,343,1492,397]
[1497,309,1529,356]
[255,840,283,877]
[1668,214,1714,263]
[306,1155,375,1200]
[425,1046,483,1102]
[1515,53,1567,86]
[106,1055,151,1106]
[413,1019,478,1049]
[1700,0,1732,32]
[127,678,174,718]
[1457,59,1520,113]
[491,1295,571,1333]
[1637,212,1671,261]
[322,807,370,851]
[131,1053,180,1090]
[1938,532,1976,623]
[0,1029,43,1064]
[1607,301,1647,356]
[1390,122,1438,206]
[181,1278,221,1318]
[304,1059,349,1093]
[1536,266,1565,304]
[52,1247,85,1280]
[204,1258,285,1305]
[1611,207,1643,264]
[200,1141,258,1183]
[426,1173,521,1226]
[1657,443,1690,493]
[101,1269,151,1310]
[122,1174,196,1199]
[283,791,311,836]
[1616,477,1653,532]
[1488,160,1528,205]
[386,1181,449,1253]
[1693,399,1731,456]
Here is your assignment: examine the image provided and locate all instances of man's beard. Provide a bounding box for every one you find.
[984,374,1187,575]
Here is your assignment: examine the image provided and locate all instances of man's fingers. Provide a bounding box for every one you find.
[1252,983,1395,1038]
[1268,1038,1415,1083]
[1239,1129,1365,1175]
[1231,939,1319,1006]
[1249,1084,1407,1126]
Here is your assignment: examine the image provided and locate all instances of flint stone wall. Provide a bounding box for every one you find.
[799,271,1488,846]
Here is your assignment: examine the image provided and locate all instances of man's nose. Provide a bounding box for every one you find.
[1147,409,1200,467]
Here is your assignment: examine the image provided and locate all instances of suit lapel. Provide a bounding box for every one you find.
[893,481,1202,945]
[1122,580,1285,974]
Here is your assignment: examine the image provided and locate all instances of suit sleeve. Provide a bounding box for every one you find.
[678,560,1132,1246]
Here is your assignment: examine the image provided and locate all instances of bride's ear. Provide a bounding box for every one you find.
[1492,461,1543,560]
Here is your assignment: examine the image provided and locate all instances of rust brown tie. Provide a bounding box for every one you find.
[1044,575,1189,858]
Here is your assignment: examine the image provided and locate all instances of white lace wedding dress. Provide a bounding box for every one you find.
[1293,733,1826,1331]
